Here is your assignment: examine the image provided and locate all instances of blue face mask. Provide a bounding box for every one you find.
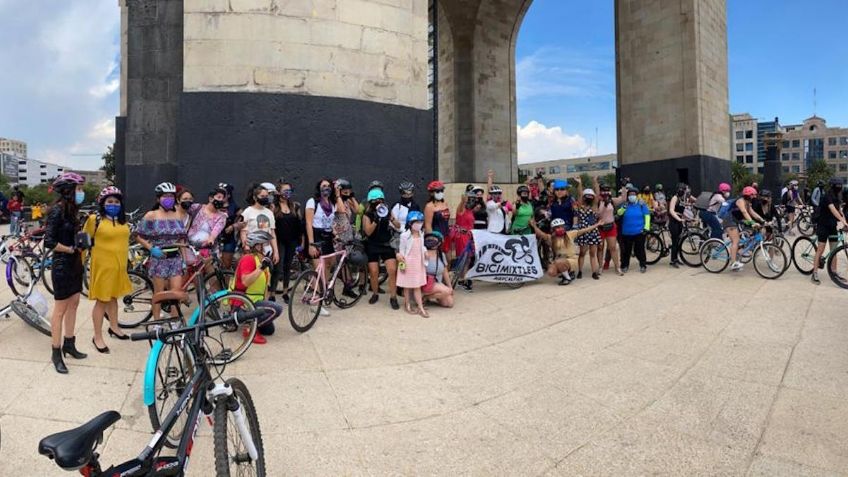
[74,190,85,205]
[104,204,121,218]
[628,195,638,204]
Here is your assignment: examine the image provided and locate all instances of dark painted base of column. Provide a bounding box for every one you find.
[174,92,434,207]
[618,155,730,194]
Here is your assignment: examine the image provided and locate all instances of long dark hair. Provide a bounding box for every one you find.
[313,178,336,203]
[98,196,127,225]
[275,182,301,218]
[245,183,266,206]
[53,187,79,226]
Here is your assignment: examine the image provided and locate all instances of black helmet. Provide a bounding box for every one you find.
[347,246,368,267]
[829,177,844,187]
[336,178,352,190]
[368,180,384,191]
[399,181,415,193]
[817,180,825,188]
[760,189,772,198]
[517,185,530,195]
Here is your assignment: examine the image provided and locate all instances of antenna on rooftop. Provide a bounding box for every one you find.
[813,87,817,116]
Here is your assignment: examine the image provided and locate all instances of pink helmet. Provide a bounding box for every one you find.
[52,172,85,189]
[98,186,122,203]
[742,186,757,198]
[718,182,731,193]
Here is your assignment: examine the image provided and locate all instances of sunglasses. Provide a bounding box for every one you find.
[554,188,567,192]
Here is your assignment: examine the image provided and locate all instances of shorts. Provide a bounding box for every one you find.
[315,229,335,255]
[221,241,236,253]
[599,223,617,239]
[366,243,395,263]
[816,224,838,243]
[554,256,579,271]
[722,214,738,230]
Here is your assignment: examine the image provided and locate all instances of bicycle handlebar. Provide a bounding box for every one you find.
[130,309,270,342]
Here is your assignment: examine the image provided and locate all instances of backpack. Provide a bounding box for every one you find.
[717,198,737,220]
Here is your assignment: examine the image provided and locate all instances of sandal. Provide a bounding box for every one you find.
[405,303,417,315]
[418,307,429,318]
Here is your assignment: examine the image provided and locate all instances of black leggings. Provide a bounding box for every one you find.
[669,220,683,263]
[271,241,298,294]
[620,233,647,269]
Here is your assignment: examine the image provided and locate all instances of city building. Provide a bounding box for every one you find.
[71,169,108,187]
[780,116,848,183]
[518,154,618,183]
[0,137,27,158]
[730,113,758,173]
[14,156,65,187]
[756,117,780,163]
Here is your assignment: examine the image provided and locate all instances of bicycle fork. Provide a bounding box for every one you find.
[205,382,259,462]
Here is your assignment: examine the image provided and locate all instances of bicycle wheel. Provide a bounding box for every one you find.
[332,263,366,309]
[118,271,154,328]
[41,249,55,295]
[450,253,468,289]
[6,256,35,297]
[10,300,51,336]
[752,243,787,279]
[796,214,814,236]
[148,340,195,448]
[378,263,388,285]
[791,236,817,275]
[679,231,706,267]
[204,270,234,294]
[213,378,266,477]
[205,292,257,365]
[826,244,848,289]
[644,232,665,265]
[288,270,322,333]
[700,238,730,273]
[771,235,792,272]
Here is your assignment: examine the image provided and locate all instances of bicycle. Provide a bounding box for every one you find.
[678,220,710,267]
[699,222,787,279]
[38,309,269,476]
[287,242,367,332]
[791,230,848,288]
[776,204,814,236]
[643,224,668,265]
[1,248,52,335]
[449,226,474,289]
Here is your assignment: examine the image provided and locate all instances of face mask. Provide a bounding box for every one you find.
[411,222,423,232]
[520,195,529,202]
[677,190,685,197]
[434,192,445,201]
[583,198,593,206]
[104,204,121,218]
[601,193,611,200]
[465,200,476,209]
[257,197,271,206]
[281,190,292,199]
[74,191,85,205]
[628,195,638,204]
[212,199,226,209]
[161,197,176,210]
[180,200,193,210]
[722,192,731,199]
[320,187,332,198]
[400,195,413,205]
[424,239,441,250]
[554,228,566,237]
[341,192,351,199]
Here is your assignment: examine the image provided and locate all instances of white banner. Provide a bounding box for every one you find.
[465,231,544,283]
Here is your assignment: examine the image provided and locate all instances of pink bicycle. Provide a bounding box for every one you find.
[287,242,368,332]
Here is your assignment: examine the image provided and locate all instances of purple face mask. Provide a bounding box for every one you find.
[160,197,176,210]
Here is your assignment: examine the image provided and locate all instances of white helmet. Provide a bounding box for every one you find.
[245,230,273,248]
[550,218,566,228]
[260,182,278,193]
[582,188,595,197]
[154,182,177,195]
[489,185,503,194]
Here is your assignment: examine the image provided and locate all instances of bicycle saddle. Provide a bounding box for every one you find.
[39,410,120,470]
[152,290,189,305]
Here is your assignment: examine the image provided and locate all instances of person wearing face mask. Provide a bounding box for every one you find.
[391,182,421,244]
[484,170,513,234]
[510,185,534,235]
[240,183,280,265]
[469,185,488,230]
[176,187,195,229]
[532,217,602,285]
[666,183,688,268]
[45,172,89,374]
[363,188,400,309]
[397,211,428,317]
[183,187,229,288]
[638,185,655,211]
[83,186,132,353]
[423,232,454,308]
[232,230,284,344]
[701,183,730,239]
[452,190,478,291]
[336,178,360,231]
[424,180,451,250]
[812,178,848,284]
[573,177,601,279]
[272,182,303,303]
[617,185,651,273]
[136,182,187,322]
[217,183,240,270]
[305,178,338,316]
[781,179,804,231]
[549,179,575,230]
[596,181,624,275]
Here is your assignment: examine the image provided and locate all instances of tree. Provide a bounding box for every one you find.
[731,162,756,194]
[805,159,833,188]
[781,172,800,185]
[600,173,617,188]
[101,145,115,184]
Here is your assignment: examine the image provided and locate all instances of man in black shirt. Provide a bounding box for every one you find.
[812,178,848,284]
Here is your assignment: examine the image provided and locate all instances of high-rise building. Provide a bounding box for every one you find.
[780,116,848,184]
[730,113,758,173]
[756,118,780,164]
[0,137,27,158]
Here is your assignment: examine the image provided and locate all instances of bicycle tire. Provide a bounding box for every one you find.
[826,244,848,289]
[791,236,817,275]
[644,232,665,265]
[450,253,469,289]
[678,231,706,268]
[213,378,266,477]
[771,235,792,272]
[204,270,234,294]
[6,256,34,297]
[40,249,55,295]
[205,292,257,365]
[148,340,195,448]
[11,300,51,336]
[752,243,787,279]
[378,263,389,285]
[796,214,814,236]
[118,271,155,328]
[288,270,322,333]
[332,263,366,309]
[700,238,730,273]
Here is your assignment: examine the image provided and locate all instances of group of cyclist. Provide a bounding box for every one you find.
[15,167,848,374]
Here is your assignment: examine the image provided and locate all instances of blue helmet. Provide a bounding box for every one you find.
[406,210,425,224]
[553,179,568,189]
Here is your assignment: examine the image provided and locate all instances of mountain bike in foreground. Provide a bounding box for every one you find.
[791,230,848,288]
[38,309,269,477]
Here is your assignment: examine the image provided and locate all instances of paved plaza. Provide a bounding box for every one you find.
[0,245,846,476]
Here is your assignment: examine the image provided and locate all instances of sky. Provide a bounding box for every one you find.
[0,1,845,170]
[516,0,848,163]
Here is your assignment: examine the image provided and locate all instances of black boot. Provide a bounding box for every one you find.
[52,346,68,374]
[62,336,88,360]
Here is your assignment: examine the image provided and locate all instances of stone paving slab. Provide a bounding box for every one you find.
[0,249,846,476]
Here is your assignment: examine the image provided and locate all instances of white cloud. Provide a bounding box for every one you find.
[517,121,593,164]
[516,46,614,101]
[89,78,120,99]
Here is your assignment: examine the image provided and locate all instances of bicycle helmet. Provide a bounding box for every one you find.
[154,182,177,196]
[366,188,385,202]
[368,180,384,191]
[406,210,425,224]
[599,183,611,192]
[760,189,772,198]
[718,182,731,193]
[550,218,566,229]
[336,178,352,190]
[642,185,651,193]
[517,185,530,195]
[489,185,503,194]
[582,188,595,197]
[742,186,757,198]
[553,179,568,190]
[97,186,122,203]
[260,182,278,194]
[347,245,368,267]
[655,183,664,191]
[471,185,484,194]
[427,180,445,191]
[399,181,415,193]
[465,184,475,192]
[245,230,273,248]
[52,172,85,190]
[424,231,444,250]
[829,177,844,187]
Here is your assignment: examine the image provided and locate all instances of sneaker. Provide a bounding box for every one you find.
[621,267,629,273]
[639,266,647,273]
[592,272,600,280]
[319,307,331,317]
[368,294,379,305]
[811,272,821,285]
[670,261,680,269]
[378,287,386,294]
[252,333,267,345]
[576,271,583,279]
[342,287,358,299]
[462,280,473,292]
[390,297,400,310]
[558,276,572,286]
[730,261,744,271]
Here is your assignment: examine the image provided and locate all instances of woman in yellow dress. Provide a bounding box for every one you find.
[84,186,132,353]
